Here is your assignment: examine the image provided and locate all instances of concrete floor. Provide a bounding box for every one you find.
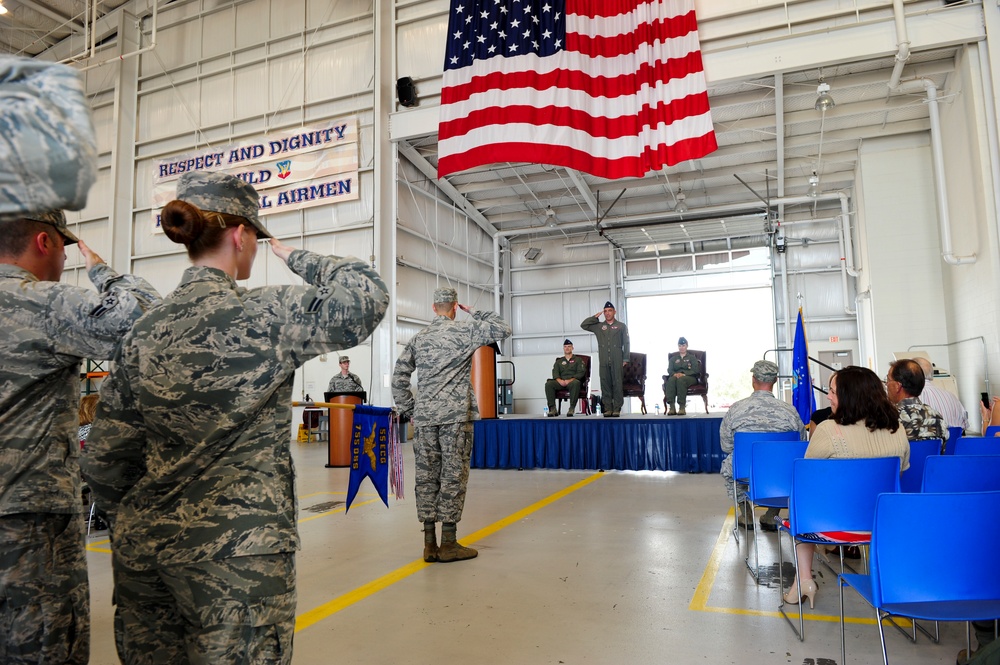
[85,428,969,664]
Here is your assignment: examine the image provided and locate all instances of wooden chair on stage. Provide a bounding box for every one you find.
[555,354,591,415]
[623,352,648,414]
[663,349,709,413]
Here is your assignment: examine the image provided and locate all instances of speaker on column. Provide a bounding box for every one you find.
[396,77,417,108]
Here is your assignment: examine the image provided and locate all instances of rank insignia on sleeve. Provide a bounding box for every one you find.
[89,292,119,318]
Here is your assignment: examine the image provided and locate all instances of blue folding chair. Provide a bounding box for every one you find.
[731,430,800,543]
[953,437,1000,456]
[839,491,1000,665]
[922,455,1000,493]
[945,426,963,455]
[745,439,809,584]
[778,457,901,641]
[985,425,1000,437]
[899,439,939,493]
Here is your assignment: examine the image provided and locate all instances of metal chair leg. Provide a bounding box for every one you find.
[778,537,805,641]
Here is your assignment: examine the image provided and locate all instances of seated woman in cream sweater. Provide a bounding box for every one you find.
[784,366,910,609]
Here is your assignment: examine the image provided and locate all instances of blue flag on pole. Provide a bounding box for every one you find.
[791,308,815,425]
[346,405,393,512]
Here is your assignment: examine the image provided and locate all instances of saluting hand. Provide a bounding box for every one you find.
[458,303,472,314]
[268,238,295,261]
[77,239,105,270]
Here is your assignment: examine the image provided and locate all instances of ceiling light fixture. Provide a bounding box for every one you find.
[674,189,688,214]
[0,3,8,15]
[523,247,542,262]
[815,80,835,112]
[807,171,821,198]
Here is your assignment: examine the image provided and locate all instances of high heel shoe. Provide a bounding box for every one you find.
[783,578,818,609]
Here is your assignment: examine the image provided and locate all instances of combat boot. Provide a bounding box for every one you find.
[438,523,478,562]
[677,405,686,416]
[423,522,439,562]
[566,404,575,417]
[667,403,677,416]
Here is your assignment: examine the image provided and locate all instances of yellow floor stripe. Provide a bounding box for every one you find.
[295,472,605,633]
[689,507,901,626]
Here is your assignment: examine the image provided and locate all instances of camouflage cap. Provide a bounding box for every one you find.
[751,360,779,382]
[433,287,458,304]
[176,171,273,239]
[339,355,350,363]
[0,56,97,221]
[22,209,79,244]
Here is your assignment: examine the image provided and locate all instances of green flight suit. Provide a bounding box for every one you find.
[663,353,701,408]
[544,354,587,411]
[580,316,630,414]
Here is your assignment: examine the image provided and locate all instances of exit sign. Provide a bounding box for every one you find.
[829,336,840,343]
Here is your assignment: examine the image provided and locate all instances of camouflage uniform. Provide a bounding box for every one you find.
[81,246,388,663]
[719,390,806,500]
[0,260,160,665]
[896,397,948,452]
[327,371,364,393]
[391,303,511,524]
[580,316,629,414]
[1,54,157,661]
[544,355,587,411]
[663,353,701,410]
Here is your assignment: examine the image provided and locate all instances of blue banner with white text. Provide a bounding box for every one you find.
[346,405,393,512]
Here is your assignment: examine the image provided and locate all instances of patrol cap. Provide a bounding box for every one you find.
[603,301,615,309]
[0,56,97,222]
[176,171,273,239]
[678,336,688,345]
[433,287,458,304]
[21,209,79,245]
[563,339,573,346]
[752,360,779,382]
[339,355,350,363]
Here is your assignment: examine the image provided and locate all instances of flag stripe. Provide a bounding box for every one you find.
[438,134,719,180]
[441,48,707,108]
[437,0,717,180]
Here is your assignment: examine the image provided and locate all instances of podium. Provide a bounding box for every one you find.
[324,392,365,468]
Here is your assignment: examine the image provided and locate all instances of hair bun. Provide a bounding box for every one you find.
[160,199,205,245]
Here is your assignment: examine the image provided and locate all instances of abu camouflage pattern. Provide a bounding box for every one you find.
[0,56,96,221]
[0,262,161,517]
[174,170,273,239]
[391,309,511,427]
[327,371,363,393]
[81,250,388,571]
[391,307,510,525]
[719,390,806,499]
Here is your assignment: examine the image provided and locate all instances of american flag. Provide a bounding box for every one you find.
[437,0,717,180]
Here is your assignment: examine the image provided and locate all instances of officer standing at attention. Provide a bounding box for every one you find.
[544,339,587,416]
[581,301,630,417]
[327,355,365,393]
[0,55,161,664]
[663,337,701,415]
[392,287,512,563]
[81,170,389,664]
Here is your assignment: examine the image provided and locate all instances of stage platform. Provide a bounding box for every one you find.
[472,413,725,473]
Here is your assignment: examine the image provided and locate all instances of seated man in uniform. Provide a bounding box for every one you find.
[544,339,587,417]
[663,337,700,415]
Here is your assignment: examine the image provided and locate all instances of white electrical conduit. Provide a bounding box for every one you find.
[889,0,975,265]
[79,0,158,72]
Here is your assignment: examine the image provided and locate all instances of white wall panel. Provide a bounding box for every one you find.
[268,53,306,112]
[233,62,271,120]
[236,0,271,49]
[309,0,373,23]
[271,0,306,39]
[138,82,199,141]
[155,20,204,72]
[396,18,447,83]
[306,37,375,102]
[79,169,112,220]
[131,253,190,296]
[200,72,236,127]
[202,8,237,59]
